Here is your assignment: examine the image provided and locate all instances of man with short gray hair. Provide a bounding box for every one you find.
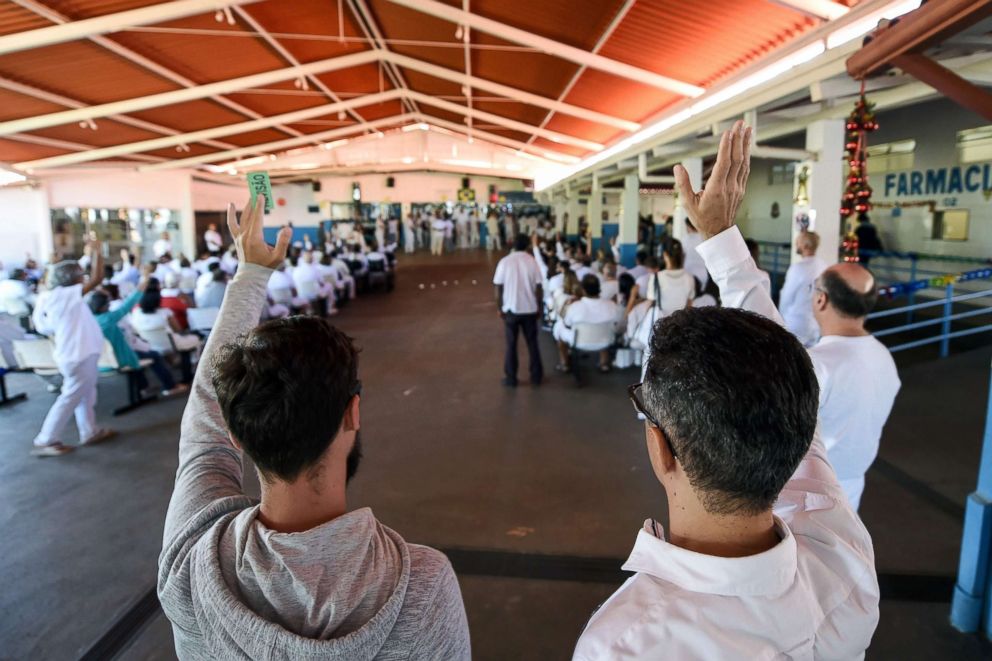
[31,241,117,456]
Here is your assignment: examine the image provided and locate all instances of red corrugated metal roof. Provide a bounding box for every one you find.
[0,0,859,169]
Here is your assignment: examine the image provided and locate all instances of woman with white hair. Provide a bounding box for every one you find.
[30,242,117,456]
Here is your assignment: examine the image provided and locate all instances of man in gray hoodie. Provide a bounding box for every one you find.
[158,196,470,660]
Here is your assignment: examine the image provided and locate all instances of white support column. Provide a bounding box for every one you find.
[619,173,640,267]
[565,194,582,239]
[588,174,603,252]
[178,172,196,259]
[673,157,702,243]
[553,195,567,233]
[791,119,844,265]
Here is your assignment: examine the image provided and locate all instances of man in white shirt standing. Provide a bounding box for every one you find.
[493,234,544,387]
[574,121,878,660]
[204,223,223,256]
[30,242,117,456]
[810,263,900,510]
[779,231,828,346]
[153,231,173,260]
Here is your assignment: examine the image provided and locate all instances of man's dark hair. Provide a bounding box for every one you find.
[821,270,877,318]
[581,274,600,298]
[513,233,529,251]
[644,256,660,270]
[10,269,26,281]
[643,307,819,515]
[213,317,360,482]
[88,290,110,315]
[635,250,648,265]
[213,269,228,283]
[208,262,221,273]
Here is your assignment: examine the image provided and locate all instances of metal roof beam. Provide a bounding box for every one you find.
[419,113,579,164]
[383,52,639,131]
[769,0,849,21]
[0,0,262,56]
[15,90,405,170]
[139,114,418,172]
[384,0,704,97]
[406,90,603,151]
[0,51,374,137]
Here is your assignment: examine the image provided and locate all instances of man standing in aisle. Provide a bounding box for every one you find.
[204,223,223,256]
[779,230,827,346]
[30,241,117,456]
[809,263,900,510]
[574,121,878,659]
[493,234,544,387]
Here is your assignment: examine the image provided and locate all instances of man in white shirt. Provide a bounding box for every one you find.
[553,275,622,372]
[810,263,900,510]
[267,264,309,313]
[0,269,34,317]
[430,216,447,256]
[493,234,544,387]
[204,223,223,255]
[153,231,173,260]
[626,250,650,282]
[292,251,334,311]
[30,242,117,456]
[779,231,828,346]
[575,121,878,660]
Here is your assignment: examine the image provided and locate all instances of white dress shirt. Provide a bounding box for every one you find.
[204,229,222,252]
[493,251,543,315]
[553,297,623,345]
[809,335,901,510]
[779,255,828,347]
[681,230,709,287]
[153,238,172,259]
[575,226,879,660]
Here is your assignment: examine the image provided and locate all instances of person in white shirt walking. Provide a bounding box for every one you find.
[809,264,900,510]
[486,211,501,251]
[204,223,223,256]
[403,213,416,254]
[779,231,828,347]
[430,216,447,256]
[30,242,118,456]
[574,121,878,660]
[493,234,544,387]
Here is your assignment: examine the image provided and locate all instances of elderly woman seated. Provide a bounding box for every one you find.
[552,274,623,374]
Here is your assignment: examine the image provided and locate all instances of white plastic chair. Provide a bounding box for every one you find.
[12,338,58,375]
[568,321,619,386]
[187,307,219,333]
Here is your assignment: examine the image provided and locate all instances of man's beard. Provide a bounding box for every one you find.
[346,432,363,484]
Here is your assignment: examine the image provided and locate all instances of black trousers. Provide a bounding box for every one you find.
[503,312,543,383]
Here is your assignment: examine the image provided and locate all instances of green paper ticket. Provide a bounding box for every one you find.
[247,171,273,212]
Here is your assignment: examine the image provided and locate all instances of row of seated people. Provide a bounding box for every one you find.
[535,237,732,373]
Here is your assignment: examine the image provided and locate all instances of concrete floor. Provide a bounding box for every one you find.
[1,248,990,660]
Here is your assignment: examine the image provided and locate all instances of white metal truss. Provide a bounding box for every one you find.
[406,91,603,151]
[0,0,262,55]
[139,114,418,171]
[15,90,406,170]
[0,77,236,152]
[417,114,579,164]
[0,51,378,137]
[770,0,849,21]
[0,50,635,137]
[384,0,704,97]
[232,5,376,133]
[9,0,305,140]
[348,0,420,116]
[524,0,637,152]
[3,132,165,164]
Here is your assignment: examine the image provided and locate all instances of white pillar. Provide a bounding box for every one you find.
[792,119,844,265]
[588,174,603,251]
[673,157,702,242]
[178,171,196,259]
[565,193,582,238]
[619,173,640,266]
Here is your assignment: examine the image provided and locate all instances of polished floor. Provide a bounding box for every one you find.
[1,249,990,660]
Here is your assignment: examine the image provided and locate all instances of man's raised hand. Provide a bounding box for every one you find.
[674,119,752,240]
[227,195,290,269]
